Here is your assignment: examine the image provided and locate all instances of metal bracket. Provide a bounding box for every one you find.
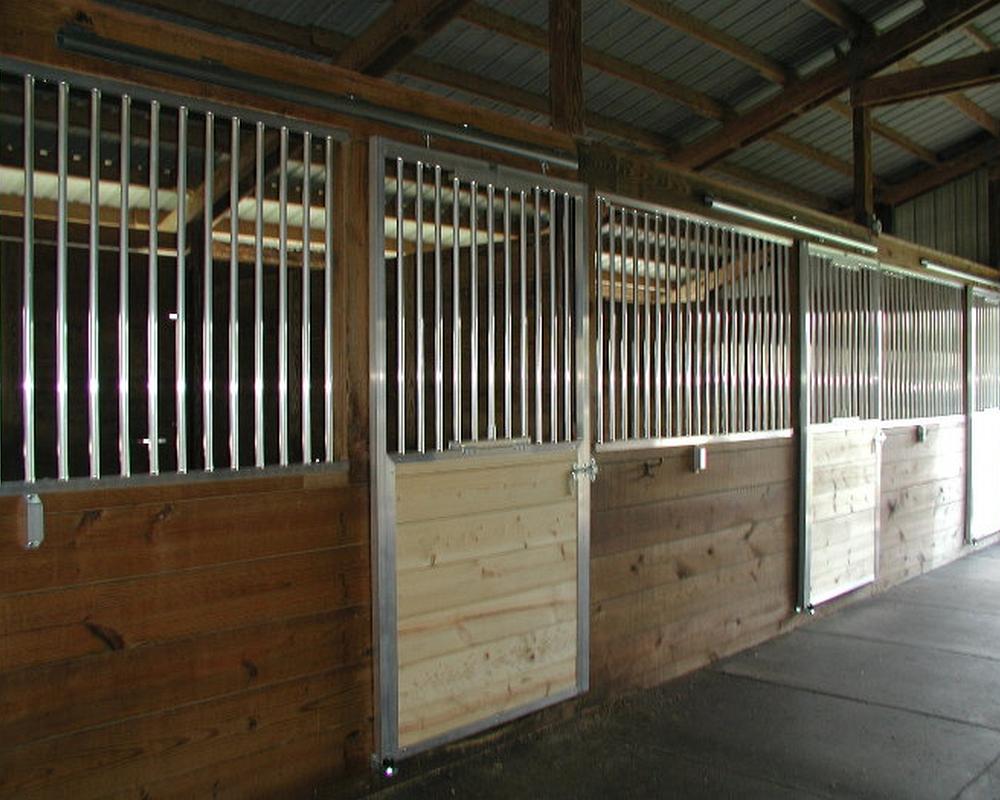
[570,458,598,493]
[22,494,44,550]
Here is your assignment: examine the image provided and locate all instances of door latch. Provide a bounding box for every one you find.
[570,458,599,494]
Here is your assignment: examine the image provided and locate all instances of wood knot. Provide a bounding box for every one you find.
[85,621,125,651]
[242,659,259,680]
[76,508,103,533]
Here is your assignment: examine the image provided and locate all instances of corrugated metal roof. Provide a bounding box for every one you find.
[194,0,1000,212]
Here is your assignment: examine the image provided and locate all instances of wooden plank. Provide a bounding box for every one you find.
[810,481,878,523]
[549,0,584,135]
[0,545,369,672]
[592,480,795,557]
[801,0,871,37]
[0,607,370,748]
[397,499,576,570]
[592,514,794,603]
[672,0,997,168]
[0,484,367,593]
[810,506,877,550]
[881,136,1000,205]
[396,452,574,523]
[399,655,575,747]
[594,439,794,510]
[882,474,965,518]
[881,450,966,491]
[0,665,371,800]
[853,50,1000,108]
[335,0,472,76]
[398,581,576,666]
[399,619,576,712]
[810,461,878,494]
[397,539,576,620]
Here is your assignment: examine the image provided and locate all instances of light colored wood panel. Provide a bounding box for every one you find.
[594,440,794,510]
[592,514,793,603]
[810,426,879,467]
[396,500,576,571]
[592,480,794,557]
[971,410,1000,539]
[0,546,369,672]
[810,550,874,603]
[810,460,877,493]
[881,449,966,492]
[396,453,575,524]
[399,655,575,748]
[398,581,577,666]
[810,507,877,548]
[881,419,966,463]
[882,475,965,519]
[397,539,576,620]
[881,500,965,548]
[810,481,878,523]
[399,619,576,714]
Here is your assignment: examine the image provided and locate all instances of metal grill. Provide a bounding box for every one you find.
[972,291,1000,412]
[881,270,964,420]
[806,250,880,424]
[381,152,581,455]
[0,67,340,484]
[595,196,792,444]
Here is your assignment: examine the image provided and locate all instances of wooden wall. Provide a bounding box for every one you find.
[0,470,372,799]
[879,417,968,587]
[589,437,797,696]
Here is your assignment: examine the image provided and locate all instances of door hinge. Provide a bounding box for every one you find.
[570,458,598,493]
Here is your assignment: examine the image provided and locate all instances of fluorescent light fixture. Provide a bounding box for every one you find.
[704,196,879,255]
[920,258,1000,289]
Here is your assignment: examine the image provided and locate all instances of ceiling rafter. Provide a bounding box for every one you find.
[800,0,873,39]
[672,0,998,170]
[334,0,473,76]
[853,50,1000,107]
[895,55,999,138]
[881,134,1000,204]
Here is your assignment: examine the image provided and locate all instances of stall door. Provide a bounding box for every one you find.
[802,247,881,608]
[970,290,1000,542]
[371,142,591,758]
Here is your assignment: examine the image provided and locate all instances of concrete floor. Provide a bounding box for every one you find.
[374,543,1000,800]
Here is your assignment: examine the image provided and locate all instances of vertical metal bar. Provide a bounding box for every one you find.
[119,92,132,477]
[202,111,215,471]
[608,203,616,442]
[301,131,312,463]
[693,222,702,435]
[727,228,736,432]
[56,81,70,479]
[395,157,405,453]
[564,194,572,442]
[596,198,604,443]
[226,115,238,470]
[796,242,812,610]
[767,241,776,429]
[675,219,684,435]
[22,75,36,481]
[520,190,528,439]
[324,137,334,461]
[685,220,694,436]
[434,165,443,450]
[642,213,651,438]
[148,100,161,475]
[89,88,103,478]
[653,214,662,437]
[277,125,288,465]
[487,183,496,439]
[254,122,265,466]
[453,176,463,445]
[415,161,426,452]
[550,190,558,442]
[712,227,721,435]
[621,209,629,440]
[470,180,479,441]
[174,109,189,474]
[503,185,512,439]
[535,186,543,443]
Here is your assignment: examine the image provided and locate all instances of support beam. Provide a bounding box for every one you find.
[335,0,472,76]
[989,165,1000,266]
[800,0,872,38]
[881,136,1000,205]
[708,162,837,211]
[548,0,584,135]
[619,0,791,84]
[853,50,1000,107]
[827,99,938,164]
[853,105,874,226]
[896,55,999,137]
[673,0,997,169]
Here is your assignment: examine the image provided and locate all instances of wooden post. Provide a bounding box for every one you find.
[335,137,370,483]
[549,0,584,136]
[853,104,874,229]
[988,164,1000,268]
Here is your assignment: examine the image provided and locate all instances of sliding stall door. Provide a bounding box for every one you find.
[371,143,590,758]
[970,290,1000,542]
[802,247,881,608]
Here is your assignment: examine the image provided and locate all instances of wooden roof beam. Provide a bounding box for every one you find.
[335,0,473,76]
[881,135,1000,204]
[896,55,999,137]
[853,49,1000,107]
[673,0,997,169]
[549,0,584,135]
[800,0,873,39]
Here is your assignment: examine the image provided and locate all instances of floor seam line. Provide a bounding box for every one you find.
[797,627,1000,664]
